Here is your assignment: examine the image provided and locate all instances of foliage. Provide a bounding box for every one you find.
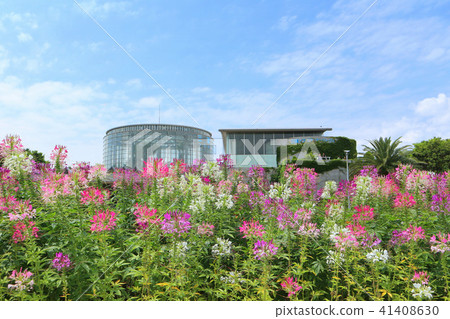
[277,160,346,179]
[25,149,47,164]
[351,137,419,176]
[279,136,357,164]
[412,137,450,173]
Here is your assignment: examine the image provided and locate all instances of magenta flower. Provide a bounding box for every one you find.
[253,240,279,260]
[281,277,302,298]
[197,222,215,236]
[52,252,71,271]
[390,225,426,245]
[90,210,117,232]
[80,187,108,205]
[412,271,430,285]
[0,134,24,157]
[0,195,19,213]
[430,232,450,253]
[142,158,170,179]
[12,220,39,243]
[160,210,191,236]
[352,205,375,223]
[50,145,68,170]
[8,268,34,291]
[240,219,265,239]
[133,204,160,233]
[7,200,36,221]
[394,192,416,208]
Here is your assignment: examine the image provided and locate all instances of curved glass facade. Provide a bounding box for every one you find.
[103,124,214,170]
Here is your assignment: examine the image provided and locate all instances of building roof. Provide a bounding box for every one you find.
[219,128,332,134]
[106,123,212,136]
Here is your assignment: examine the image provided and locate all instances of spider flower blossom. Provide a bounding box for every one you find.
[160,210,191,236]
[239,219,265,239]
[8,200,36,221]
[80,187,108,205]
[366,249,389,263]
[90,210,117,232]
[411,283,434,300]
[52,252,71,271]
[297,222,320,238]
[253,240,279,260]
[133,204,160,232]
[143,158,170,179]
[50,145,68,169]
[0,195,19,213]
[212,238,233,257]
[430,232,450,253]
[352,205,374,223]
[197,222,215,236]
[281,277,302,298]
[430,193,450,214]
[12,220,39,243]
[394,192,416,208]
[0,134,24,157]
[390,225,426,245]
[412,271,430,285]
[87,164,107,182]
[8,268,34,291]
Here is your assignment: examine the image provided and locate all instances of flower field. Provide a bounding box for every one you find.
[0,135,449,301]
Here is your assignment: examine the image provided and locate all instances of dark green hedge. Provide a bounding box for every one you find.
[277,136,357,164]
[288,159,346,173]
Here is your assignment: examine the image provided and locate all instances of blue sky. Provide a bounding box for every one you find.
[0,0,449,164]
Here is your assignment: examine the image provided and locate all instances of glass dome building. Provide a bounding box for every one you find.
[103,124,214,170]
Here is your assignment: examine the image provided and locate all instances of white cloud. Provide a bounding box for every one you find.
[0,79,119,164]
[136,96,162,108]
[126,78,142,89]
[192,87,211,94]
[0,46,10,75]
[17,32,32,42]
[77,0,134,18]
[275,15,297,31]
[415,93,450,116]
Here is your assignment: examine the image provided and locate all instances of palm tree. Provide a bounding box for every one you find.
[351,137,418,176]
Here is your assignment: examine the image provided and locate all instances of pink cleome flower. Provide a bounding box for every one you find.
[394,192,416,209]
[8,200,36,221]
[197,222,215,236]
[133,204,160,233]
[90,210,117,232]
[8,268,34,291]
[0,134,24,157]
[390,225,426,245]
[240,219,266,239]
[253,239,279,260]
[80,187,108,205]
[12,220,39,243]
[52,252,71,271]
[412,271,430,285]
[50,145,68,169]
[160,210,191,236]
[281,277,302,298]
[352,205,375,223]
[430,232,450,253]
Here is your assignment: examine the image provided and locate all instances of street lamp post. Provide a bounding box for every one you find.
[344,150,350,210]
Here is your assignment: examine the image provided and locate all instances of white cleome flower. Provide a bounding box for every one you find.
[411,283,434,300]
[366,249,389,264]
[212,238,233,257]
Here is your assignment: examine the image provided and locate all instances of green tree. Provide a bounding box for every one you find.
[412,137,450,173]
[351,137,418,176]
[25,148,47,164]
